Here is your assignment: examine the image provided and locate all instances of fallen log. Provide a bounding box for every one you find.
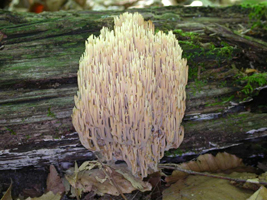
[0,5,266,170]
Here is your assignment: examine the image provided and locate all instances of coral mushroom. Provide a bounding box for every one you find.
[72,12,188,178]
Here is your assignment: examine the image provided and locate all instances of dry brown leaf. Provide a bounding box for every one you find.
[258,162,267,172]
[148,172,162,200]
[1,182,12,200]
[25,191,61,200]
[65,161,151,196]
[229,172,267,191]
[245,69,258,74]
[46,165,65,195]
[163,173,254,200]
[113,164,152,192]
[259,172,267,182]
[247,186,267,200]
[227,172,259,191]
[166,152,244,184]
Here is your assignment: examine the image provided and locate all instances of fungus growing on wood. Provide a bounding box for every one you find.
[72,12,188,178]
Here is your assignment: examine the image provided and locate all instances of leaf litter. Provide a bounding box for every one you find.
[161,152,267,200]
[1,152,267,199]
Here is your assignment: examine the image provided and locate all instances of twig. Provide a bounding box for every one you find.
[159,163,267,186]
[130,191,139,200]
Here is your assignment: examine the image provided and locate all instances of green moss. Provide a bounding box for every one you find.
[25,135,31,139]
[216,42,234,60]
[5,127,16,135]
[179,41,201,61]
[188,65,198,80]
[165,148,184,156]
[9,64,33,71]
[220,81,227,88]
[154,13,180,21]
[179,38,234,70]
[239,72,267,95]
[173,29,197,40]
[21,54,36,59]
[186,112,265,135]
[241,3,267,31]
[242,34,267,46]
[206,95,235,107]
[206,41,234,62]
[47,107,56,118]
[61,42,79,47]
[1,103,13,106]
[191,79,208,95]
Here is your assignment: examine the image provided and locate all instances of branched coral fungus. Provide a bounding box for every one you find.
[72,12,188,178]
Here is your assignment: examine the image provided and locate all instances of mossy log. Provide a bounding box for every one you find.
[0,5,266,170]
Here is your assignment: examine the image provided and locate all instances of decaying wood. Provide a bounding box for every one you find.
[0,6,266,170]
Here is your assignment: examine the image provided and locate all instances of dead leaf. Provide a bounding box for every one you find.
[166,152,244,184]
[228,172,259,191]
[1,182,12,200]
[148,172,162,200]
[163,172,254,200]
[230,172,267,191]
[22,186,43,198]
[25,191,61,200]
[259,172,267,182]
[114,164,152,192]
[245,69,257,74]
[257,162,267,172]
[46,165,65,195]
[65,161,151,196]
[62,177,71,195]
[247,186,267,200]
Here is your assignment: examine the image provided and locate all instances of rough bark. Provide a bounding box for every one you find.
[0,5,266,170]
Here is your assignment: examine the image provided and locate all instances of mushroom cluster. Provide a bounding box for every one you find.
[72,12,188,178]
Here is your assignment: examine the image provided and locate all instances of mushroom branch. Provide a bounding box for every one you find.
[72,12,188,178]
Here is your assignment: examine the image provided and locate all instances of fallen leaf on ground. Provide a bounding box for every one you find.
[148,172,162,200]
[163,172,255,200]
[247,186,267,200]
[258,162,267,172]
[166,152,244,184]
[65,161,151,196]
[46,165,65,195]
[1,182,12,200]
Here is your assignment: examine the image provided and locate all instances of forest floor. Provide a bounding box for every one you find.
[1,136,267,200]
